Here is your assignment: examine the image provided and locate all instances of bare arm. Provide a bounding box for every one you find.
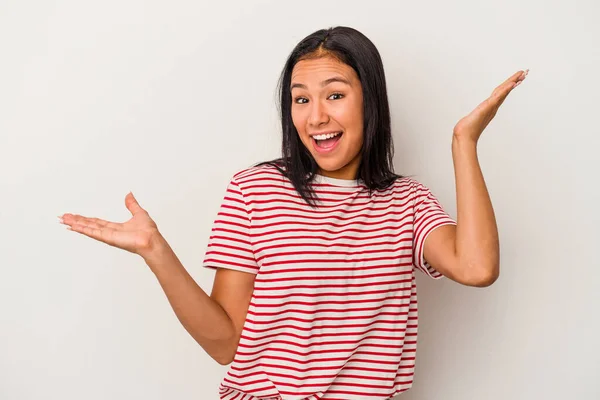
[423,138,499,287]
[61,193,255,365]
[423,69,529,287]
[143,236,255,365]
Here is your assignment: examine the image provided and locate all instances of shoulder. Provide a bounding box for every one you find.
[379,176,435,209]
[224,163,292,204]
[389,176,428,195]
[230,162,287,186]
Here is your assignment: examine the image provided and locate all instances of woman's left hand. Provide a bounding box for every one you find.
[453,69,528,143]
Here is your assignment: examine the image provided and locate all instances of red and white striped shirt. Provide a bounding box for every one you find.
[202,164,456,400]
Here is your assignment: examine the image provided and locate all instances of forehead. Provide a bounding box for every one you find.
[291,56,358,85]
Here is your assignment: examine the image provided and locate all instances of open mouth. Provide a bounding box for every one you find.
[312,131,343,152]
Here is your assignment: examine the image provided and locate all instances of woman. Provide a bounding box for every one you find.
[60,26,527,399]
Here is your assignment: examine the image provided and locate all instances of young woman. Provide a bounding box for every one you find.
[60,26,527,400]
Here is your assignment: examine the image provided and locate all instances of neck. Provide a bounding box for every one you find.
[318,155,361,180]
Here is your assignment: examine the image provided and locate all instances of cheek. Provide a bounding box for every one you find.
[291,109,306,135]
[351,104,364,137]
[335,116,362,141]
[333,100,362,127]
[344,106,364,148]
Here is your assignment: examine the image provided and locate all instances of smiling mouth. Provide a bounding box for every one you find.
[313,132,343,149]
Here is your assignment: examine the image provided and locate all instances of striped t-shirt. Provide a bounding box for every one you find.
[202,164,456,400]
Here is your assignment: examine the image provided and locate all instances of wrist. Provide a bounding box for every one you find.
[141,231,173,266]
[452,133,478,151]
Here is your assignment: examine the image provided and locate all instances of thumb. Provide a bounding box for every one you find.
[125,192,144,216]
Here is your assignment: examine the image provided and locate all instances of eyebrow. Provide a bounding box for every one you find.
[290,76,352,91]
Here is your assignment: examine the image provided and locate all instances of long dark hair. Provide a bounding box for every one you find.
[255,26,401,207]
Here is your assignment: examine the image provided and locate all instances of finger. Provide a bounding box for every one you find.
[494,69,528,94]
[87,217,118,229]
[503,69,528,86]
[497,72,522,94]
[125,192,145,216]
[77,218,111,231]
[510,69,528,88]
[60,213,121,230]
[491,69,528,104]
[60,213,89,226]
[69,222,117,245]
[513,69,529,87]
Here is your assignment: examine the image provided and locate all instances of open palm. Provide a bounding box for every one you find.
[59,192,160,256]
[453,69,529,142]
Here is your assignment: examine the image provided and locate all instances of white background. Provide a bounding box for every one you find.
[1,0,598,399]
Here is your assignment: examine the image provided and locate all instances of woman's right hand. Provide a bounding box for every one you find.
[59,192,162,258]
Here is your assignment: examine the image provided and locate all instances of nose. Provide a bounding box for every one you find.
[308,99,329,127]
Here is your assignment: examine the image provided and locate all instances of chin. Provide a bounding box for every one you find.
[314,159,348,174]
[313,157,338,169]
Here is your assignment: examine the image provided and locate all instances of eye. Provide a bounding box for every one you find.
[294,97,308,104]
[328,93,344,100]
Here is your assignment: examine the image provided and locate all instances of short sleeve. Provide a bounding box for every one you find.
[412,181,457,279]
[202,177,259,275]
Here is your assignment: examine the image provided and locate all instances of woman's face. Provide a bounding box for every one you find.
[290,55,364,180]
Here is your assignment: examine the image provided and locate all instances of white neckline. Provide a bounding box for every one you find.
[313,174,364,187]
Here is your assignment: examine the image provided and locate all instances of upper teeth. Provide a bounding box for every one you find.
[313,132,342,140]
